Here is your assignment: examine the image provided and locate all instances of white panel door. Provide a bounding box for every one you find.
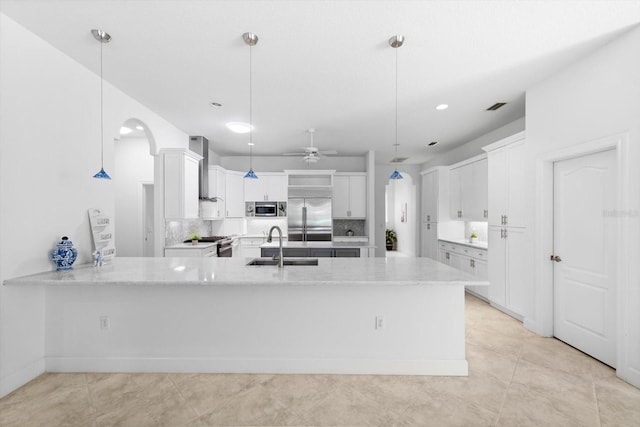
[553,149,617,367]
[225,172,245,217]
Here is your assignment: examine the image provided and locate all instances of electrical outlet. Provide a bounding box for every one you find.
[375,315,384,330]
[100,316,110,330]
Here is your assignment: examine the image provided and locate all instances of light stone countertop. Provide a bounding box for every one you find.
[164,242,218,250]
[439,238,489,250]
[4,257,487,287]
[260,241,375,248]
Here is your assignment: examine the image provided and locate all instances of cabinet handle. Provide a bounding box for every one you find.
[457,210,462,218]
[504,229,508,239]
[500,229,504,239]
[446,252,450,260]
[470,259,475,268]
[504,215,508,225]
[427,215,431,222]
[484,209,488,218]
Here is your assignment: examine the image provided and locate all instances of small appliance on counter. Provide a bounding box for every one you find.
[182,235,234,257]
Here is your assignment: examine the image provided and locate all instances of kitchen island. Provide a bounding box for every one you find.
[5,257,487,376]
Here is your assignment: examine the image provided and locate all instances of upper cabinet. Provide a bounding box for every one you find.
[333,173,366,218]
[244,173,288,202]
[483,132,526,228]
[162,148,202,220]
[225,170,245,217]
[420,166,449,223]
[449,156,488,221]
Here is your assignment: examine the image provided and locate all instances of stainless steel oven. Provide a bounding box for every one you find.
[217,237,233,257]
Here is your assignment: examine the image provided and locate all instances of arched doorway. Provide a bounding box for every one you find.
[385,172,417,257]
[114,118,155,256]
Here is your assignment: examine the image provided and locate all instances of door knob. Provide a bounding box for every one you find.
[550,255,562,262]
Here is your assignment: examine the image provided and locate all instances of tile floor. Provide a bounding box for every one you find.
[1,293,639,426]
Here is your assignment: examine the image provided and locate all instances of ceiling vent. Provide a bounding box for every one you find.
[390,157,408,164]
[486,102,507,111]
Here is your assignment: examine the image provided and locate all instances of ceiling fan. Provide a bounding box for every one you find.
[283,128,338,163]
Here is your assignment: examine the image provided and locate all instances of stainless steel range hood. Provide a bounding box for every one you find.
[188,136,220,202]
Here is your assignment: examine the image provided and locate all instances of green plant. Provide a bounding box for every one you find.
[470,232,477,239]
[189,233,201,241]
[385,228,397,244]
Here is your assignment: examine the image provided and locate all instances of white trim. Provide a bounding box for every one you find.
[0,358,45,399]
[448,152,487,170]
[533,133,634,385]
[482,131,526,153]
[45,357,468,376]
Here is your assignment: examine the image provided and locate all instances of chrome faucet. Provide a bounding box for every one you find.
[266,225,284,268]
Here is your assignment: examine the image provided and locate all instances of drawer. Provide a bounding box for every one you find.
[202,246,217,257]
[241,237,265,247]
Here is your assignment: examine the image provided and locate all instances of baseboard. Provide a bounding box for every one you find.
[0,358,45,398]
[489,301,524,322]
[45,357,468,376]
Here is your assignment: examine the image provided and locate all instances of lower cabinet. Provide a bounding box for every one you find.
[488,226,528,318]
[438,240,488,300]
[261,247,361,258]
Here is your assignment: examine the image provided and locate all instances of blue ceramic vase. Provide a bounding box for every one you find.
[51,236,78,271]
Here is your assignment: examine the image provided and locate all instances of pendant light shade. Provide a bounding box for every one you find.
[91,29,112,180]
[243,32,259,179]
[389,35,404,181]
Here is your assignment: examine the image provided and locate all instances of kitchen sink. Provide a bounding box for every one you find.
[246,258,319,266]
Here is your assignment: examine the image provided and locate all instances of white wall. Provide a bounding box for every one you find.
[387,176,417,256]
[421,118,525,170]
[220,155,365,172]
[526,25,640,387]
[0,13,188,397]
[114,136,154,256]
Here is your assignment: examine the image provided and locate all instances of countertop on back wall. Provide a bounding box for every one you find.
[438,238,488,250]
[261,241,375,249]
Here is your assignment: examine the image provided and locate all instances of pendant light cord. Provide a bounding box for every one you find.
[395,44,398,160]
[249,42,253,170]
[100,39,104,169]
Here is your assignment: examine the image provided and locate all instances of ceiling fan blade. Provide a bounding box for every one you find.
[284,152,306,156]
[319,150,338,155]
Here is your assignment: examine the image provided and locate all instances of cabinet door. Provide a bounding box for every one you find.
[472,159,488,221]
[244,177,264,202]
[439,249,449,264]
[266,174,288,201]
[348,175,367,218]
[332,175,350,217]
[449,166,463,219]
[506,143,526,228]
[487,148,508,226]
[334,248,360,257]
[184,156,200,219]
[164,150,200,219]
[472,259,489,299]
[448,252,464,271]
[422,171,438,222]
[421,223,438,260]
[488,226,506,306]
[505,227,528,316]
[225,172,245,217]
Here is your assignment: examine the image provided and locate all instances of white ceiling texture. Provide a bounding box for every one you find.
[2,0,639,164]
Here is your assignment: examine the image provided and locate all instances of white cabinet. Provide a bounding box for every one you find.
[201,165,225,219]
[333,174,366,218]
[439,240,489,300]
[162,148,202,220]
[420,167,449,223]
[244,173,288,202]
[484,133,526,228]
[421,222,438,260]
[237,236,266,259]
[449,157,488,221]
[487,226,528,318]
[225,171,245,217]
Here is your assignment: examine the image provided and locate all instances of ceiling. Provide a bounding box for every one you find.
[2,1,639,164]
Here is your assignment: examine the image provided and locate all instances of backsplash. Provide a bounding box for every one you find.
[165,219,212,246]
[333,219,366,237]
[466,221,488,242]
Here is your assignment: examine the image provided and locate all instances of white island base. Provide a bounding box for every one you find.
[6,257,485,377]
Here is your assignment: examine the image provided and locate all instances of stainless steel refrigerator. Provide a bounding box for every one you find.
[288,196,332,241]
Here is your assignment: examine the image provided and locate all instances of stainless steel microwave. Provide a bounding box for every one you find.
[255,202,277,217]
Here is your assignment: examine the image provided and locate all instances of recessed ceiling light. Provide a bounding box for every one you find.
[427,141,439,147]
[135,125,144,131]
[226,122,253,134]
[435,104,449,110]
[120,126,132,135]
[248,142,255,146]
[211,102,222,107]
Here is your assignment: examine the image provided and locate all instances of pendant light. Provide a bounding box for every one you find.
[91,29,112,180]
[389,35,404,180]
[243,32,258,179]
